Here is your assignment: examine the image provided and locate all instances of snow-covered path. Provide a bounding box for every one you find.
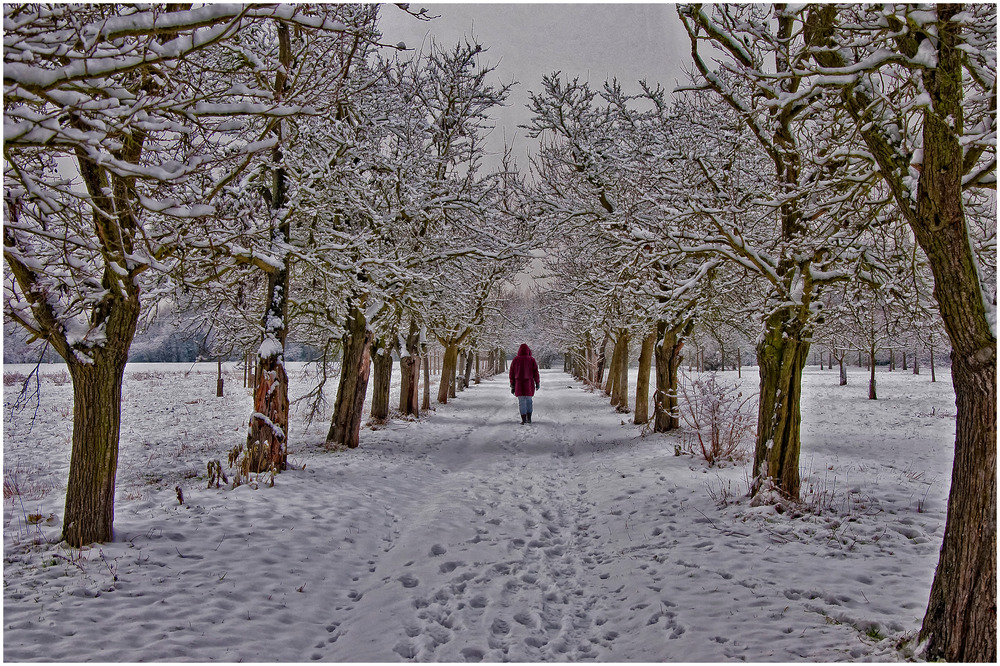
[4,365,954,661]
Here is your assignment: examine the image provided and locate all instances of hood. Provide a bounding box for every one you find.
[517,343,532,356]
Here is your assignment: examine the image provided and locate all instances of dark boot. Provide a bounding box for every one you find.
[521,413,527,424]
[526,412,532,423]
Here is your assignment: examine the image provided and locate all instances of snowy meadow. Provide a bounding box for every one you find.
[4,361,955,661]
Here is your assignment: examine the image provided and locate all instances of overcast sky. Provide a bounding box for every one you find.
[377,3,693,168]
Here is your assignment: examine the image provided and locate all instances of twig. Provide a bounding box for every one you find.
[694,508,751,538]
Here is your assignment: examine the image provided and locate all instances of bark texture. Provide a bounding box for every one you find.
[462,351,474,390]
[867,349,877,400]
[246,21,292,471]
[398,320,421,417]
[910,10,996,660]
[604,331,624,406]
[437,344,460,404]
[326,306,372,449]
[653,319,691,432]
[246,351,289,472]
[370,340,393,422]
[421,344,431,411]
[62,310,137,546]
[612,330,630,412]
[752,307,811,499]
[634,330,655,425]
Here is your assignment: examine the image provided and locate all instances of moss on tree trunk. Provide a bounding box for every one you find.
[752,306,811,500]
[654,319,691,432]
[912,11,996,659]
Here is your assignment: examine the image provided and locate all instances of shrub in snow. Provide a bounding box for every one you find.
[677,371,757,466]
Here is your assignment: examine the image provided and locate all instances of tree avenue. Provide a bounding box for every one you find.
[4,3,994,662]
[671,4,994,661]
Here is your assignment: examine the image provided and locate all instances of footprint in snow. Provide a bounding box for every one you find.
[491,618,510,636]
[460,647,485,662]
[438,561,463,574]
[429,544,447,556]
[398,574,420,588]
[513,611,534,627]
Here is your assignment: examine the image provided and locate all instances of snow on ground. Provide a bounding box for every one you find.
[3,361,955,661]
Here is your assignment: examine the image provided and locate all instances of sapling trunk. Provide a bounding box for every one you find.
[421,344,431,410]
[868,349,877,400]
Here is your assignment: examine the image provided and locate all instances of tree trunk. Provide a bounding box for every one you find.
[605,333,622,400]
[930,348,936,382]
[463,351,474,389]
[868,349,877,400]
[437,343,460,404]
[62,312,137,546]
[456,351,466,391]
[911,11,996,657]
[421,343,431,411]
[752,306,811,499]
[634,330,655,425]
[247,351,289,471]
[839,357,847,386]
[449,347,459,398]
[653,319,691,432]
[246,21,292,472]
[613,329,630,412]
[475,352,481,384]
[326,305,372,449]
[921,347,996,661]
[913,349,919,375]
[398,320,421,417]
[737,347,742,378]
[595,334,609,388]
[902,350,907,371]
[370,340,393,422]
[246,270,290,473]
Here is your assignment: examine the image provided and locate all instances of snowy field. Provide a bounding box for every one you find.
[3,361,956,661]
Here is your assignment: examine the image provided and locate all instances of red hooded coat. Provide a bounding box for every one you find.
[509,343,540,397]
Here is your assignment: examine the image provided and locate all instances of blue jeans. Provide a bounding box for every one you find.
[518,396,533,415]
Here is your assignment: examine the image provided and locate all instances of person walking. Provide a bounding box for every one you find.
[509,343,540,424]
